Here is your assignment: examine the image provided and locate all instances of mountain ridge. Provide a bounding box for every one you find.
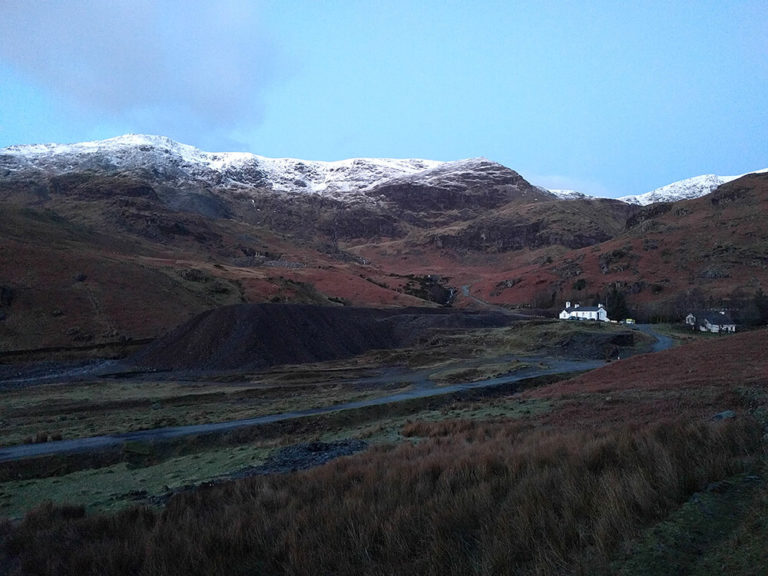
[617,170,768,205]
[4,134,765,205]
[2,134,767,351]
[1,134,475,201]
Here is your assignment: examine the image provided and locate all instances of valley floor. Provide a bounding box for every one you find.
[1,320,766,575]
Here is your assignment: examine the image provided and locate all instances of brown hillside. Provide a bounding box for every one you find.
[525,327,768,427]
[0,164,638,350]
[2,161,767,350]
[465,172,768,318]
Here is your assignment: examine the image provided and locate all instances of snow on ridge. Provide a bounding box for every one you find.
[378,157,518,189]
[1,134,446,195]
[617,171,767,206]
[532,185,590,201]
[7,134,763,203]
[251,156,444,194]
[547,189,588,200]
[3,134,194,159]
[3,135,522,198]
[618,174,729,206]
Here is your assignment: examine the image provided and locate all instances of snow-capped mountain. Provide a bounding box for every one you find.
[7,134,768,354]
[545,188,589,200]
[618,170,768,206]
[377,157,528,191]
[543,169,767,205]
[1,134,561,213]
[0,134,450,200]
[4,134,762,208]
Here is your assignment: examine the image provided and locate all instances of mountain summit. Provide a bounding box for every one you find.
[617,170,768,206]
[1,134,523,201]
[2,134,767,351]
[5,134,764,206]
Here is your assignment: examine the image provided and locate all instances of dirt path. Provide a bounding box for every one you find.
[0,324,674,463]
[460,284,510,312]
[0,357,602,463]
[634,323,676,352]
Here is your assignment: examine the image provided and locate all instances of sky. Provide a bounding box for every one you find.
[1,1,766,197]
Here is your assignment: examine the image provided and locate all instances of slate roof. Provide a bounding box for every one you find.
[699,311,735,325]
[563,305,603,313]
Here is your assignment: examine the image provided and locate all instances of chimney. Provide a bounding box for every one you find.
[565,301,571,309]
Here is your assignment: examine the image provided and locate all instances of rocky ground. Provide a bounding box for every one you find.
[231,439,369,477]
[128,303,523,371]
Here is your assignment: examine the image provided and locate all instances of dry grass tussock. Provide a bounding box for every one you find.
[2,415,761,576]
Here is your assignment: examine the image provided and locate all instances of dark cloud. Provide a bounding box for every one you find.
[0,0,281,148]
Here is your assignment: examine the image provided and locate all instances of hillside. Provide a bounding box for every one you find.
[536,172,768,320]
[1,135,766,350]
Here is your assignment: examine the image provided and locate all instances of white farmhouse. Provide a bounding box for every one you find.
[559,301,610,322]
[685,310,736,333]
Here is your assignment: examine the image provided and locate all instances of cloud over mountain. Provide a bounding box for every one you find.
[0,1,282,148]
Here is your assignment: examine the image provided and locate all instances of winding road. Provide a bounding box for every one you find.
[0,325,673,463]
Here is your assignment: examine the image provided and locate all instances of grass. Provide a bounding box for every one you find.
[427,359,528,385]
[0,394,553,520]
[0,378,410,447]
[2,417,761,575]
[323,397,553,446]
[1,319,622,447]
[612,470,768,575]
[0,443,272,519]
[1,325,766,574]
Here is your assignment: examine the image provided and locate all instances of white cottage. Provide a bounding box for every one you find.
[559,301,609,322]
[686,310,736,333]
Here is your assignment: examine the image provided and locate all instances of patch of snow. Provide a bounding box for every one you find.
[251,156,443,195]
[547,189,589,200]
[377,157,524,192]
[618,169,768,206]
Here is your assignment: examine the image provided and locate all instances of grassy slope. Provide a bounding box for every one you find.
[525,173,768,311]
[3,173,768,351]
[0,320,642,449]
[0,196,447,351]
[379,173,768,313]
[0,328,766,574]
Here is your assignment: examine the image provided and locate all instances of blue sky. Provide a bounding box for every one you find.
[1,1,766,197]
